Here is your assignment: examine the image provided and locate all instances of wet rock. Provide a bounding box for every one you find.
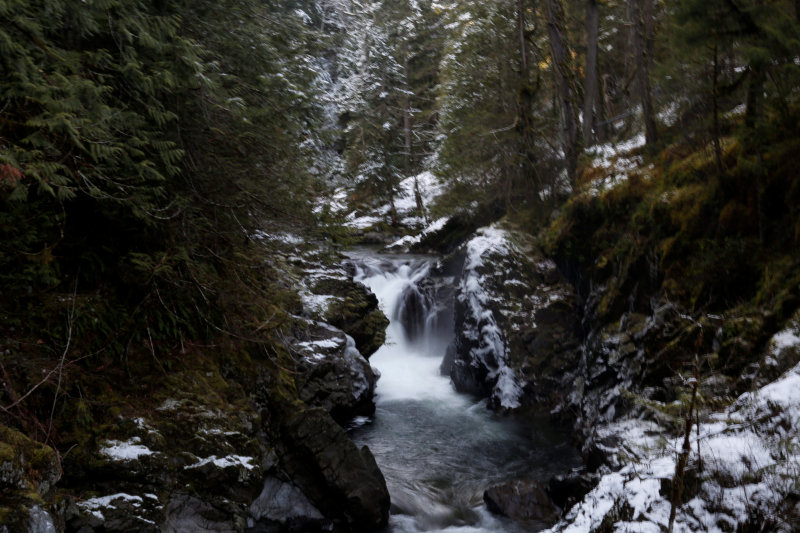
[319,276,388,358]
[0,425,60,497]
[68,492,163,533]
[164,494,245,532]
[0,425,61,531]
[248,477,331,532]
[397,280,435,342]
[291,323,377,423]
[60,389,267,531]
[547,471,600,511]
[483,479,558,522]
[277,407,390,530]
[448,225,581,411]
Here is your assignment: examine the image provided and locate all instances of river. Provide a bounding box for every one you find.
[347,251,580,533]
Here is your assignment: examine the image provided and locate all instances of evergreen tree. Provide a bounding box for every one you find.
[336,0,407,224]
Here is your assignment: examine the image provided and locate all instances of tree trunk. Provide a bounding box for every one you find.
[630,0,657,145]
[745,66,763,130]
[516,0,539,197]
[583,0,600,145]
[712,43,723,176]
[518,0,529,73]
[546,0,580,181]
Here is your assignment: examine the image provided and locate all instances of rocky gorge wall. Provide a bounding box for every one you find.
[423,213,800,531]
[0,241,390,533]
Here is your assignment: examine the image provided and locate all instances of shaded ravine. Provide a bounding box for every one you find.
[347,251,580,533]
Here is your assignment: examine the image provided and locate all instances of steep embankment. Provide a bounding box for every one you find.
[0,238,391,532]
[424,131,800,530]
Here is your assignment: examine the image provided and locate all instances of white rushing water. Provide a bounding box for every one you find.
[349,252,579,533]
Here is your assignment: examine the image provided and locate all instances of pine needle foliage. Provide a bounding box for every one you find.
[0,0,326,441]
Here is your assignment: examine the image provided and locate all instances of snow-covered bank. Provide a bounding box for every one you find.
[583,134,649,195]
[319,170,445,233]
[547,322,800,533]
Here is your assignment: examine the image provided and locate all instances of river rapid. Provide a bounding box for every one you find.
[347,251,580,533]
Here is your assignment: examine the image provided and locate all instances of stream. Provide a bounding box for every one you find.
[347,251,580,533]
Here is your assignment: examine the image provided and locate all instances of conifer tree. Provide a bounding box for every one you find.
[337,1,407,225]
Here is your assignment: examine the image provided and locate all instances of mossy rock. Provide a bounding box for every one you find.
[0,425,60,531]
[0,425,60,500]
[322,279,388,358]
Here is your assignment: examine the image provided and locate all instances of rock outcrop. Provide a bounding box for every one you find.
[0,426,60,531]
[483,479,558,522]
[276,407,390,531]
[290,322,378,423]
[443,224,581,411]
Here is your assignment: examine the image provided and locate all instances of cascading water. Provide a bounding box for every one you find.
[348,251,580,533]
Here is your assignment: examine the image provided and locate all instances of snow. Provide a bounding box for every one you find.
[334,170,445,231]
[254,231,304,246]
[296,338,342,350]
[770,327,800,353]
[157,398,181,411]
[584,134,647,196]
[458,226,522,409]
[184,454,256,471]
[79,493,144,510]
[300,292,336,315]
[99,437,154,461]
[547,353,800,532]
[386,216,449,251]
[76,493,158,526]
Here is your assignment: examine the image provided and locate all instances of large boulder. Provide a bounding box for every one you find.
[298,257,388,359]
[290,322,378,423]
[444,224,581,411]
[59,372,268,532]
[277,407,390,530]
[483,479,558,522]
[248,477,331,532]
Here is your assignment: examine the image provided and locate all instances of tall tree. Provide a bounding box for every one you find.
[546,0,581,180]
[337,1,407,224]
[583,0,602,145]
[630,0,658,145]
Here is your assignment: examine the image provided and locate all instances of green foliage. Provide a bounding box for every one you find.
[0,0,329,454]
[548,116,800,315]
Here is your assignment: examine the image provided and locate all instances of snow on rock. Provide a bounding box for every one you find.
[547,344,800,533]
[386,216,450,252]
[446,223,581,412]
[450,225,522,409]
[184,454,256,471]
[99,437,155,461]
[291,322,378,422]
[76,493,152,525]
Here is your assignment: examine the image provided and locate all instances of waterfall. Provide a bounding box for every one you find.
[352,254,455,404]
[348,250,579,533]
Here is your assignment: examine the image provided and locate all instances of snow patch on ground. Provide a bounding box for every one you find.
[99,437,154,461]
[387,216,450,251]
[584,134,646,196]
[547,339,800,532]
[329,170,445,231]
